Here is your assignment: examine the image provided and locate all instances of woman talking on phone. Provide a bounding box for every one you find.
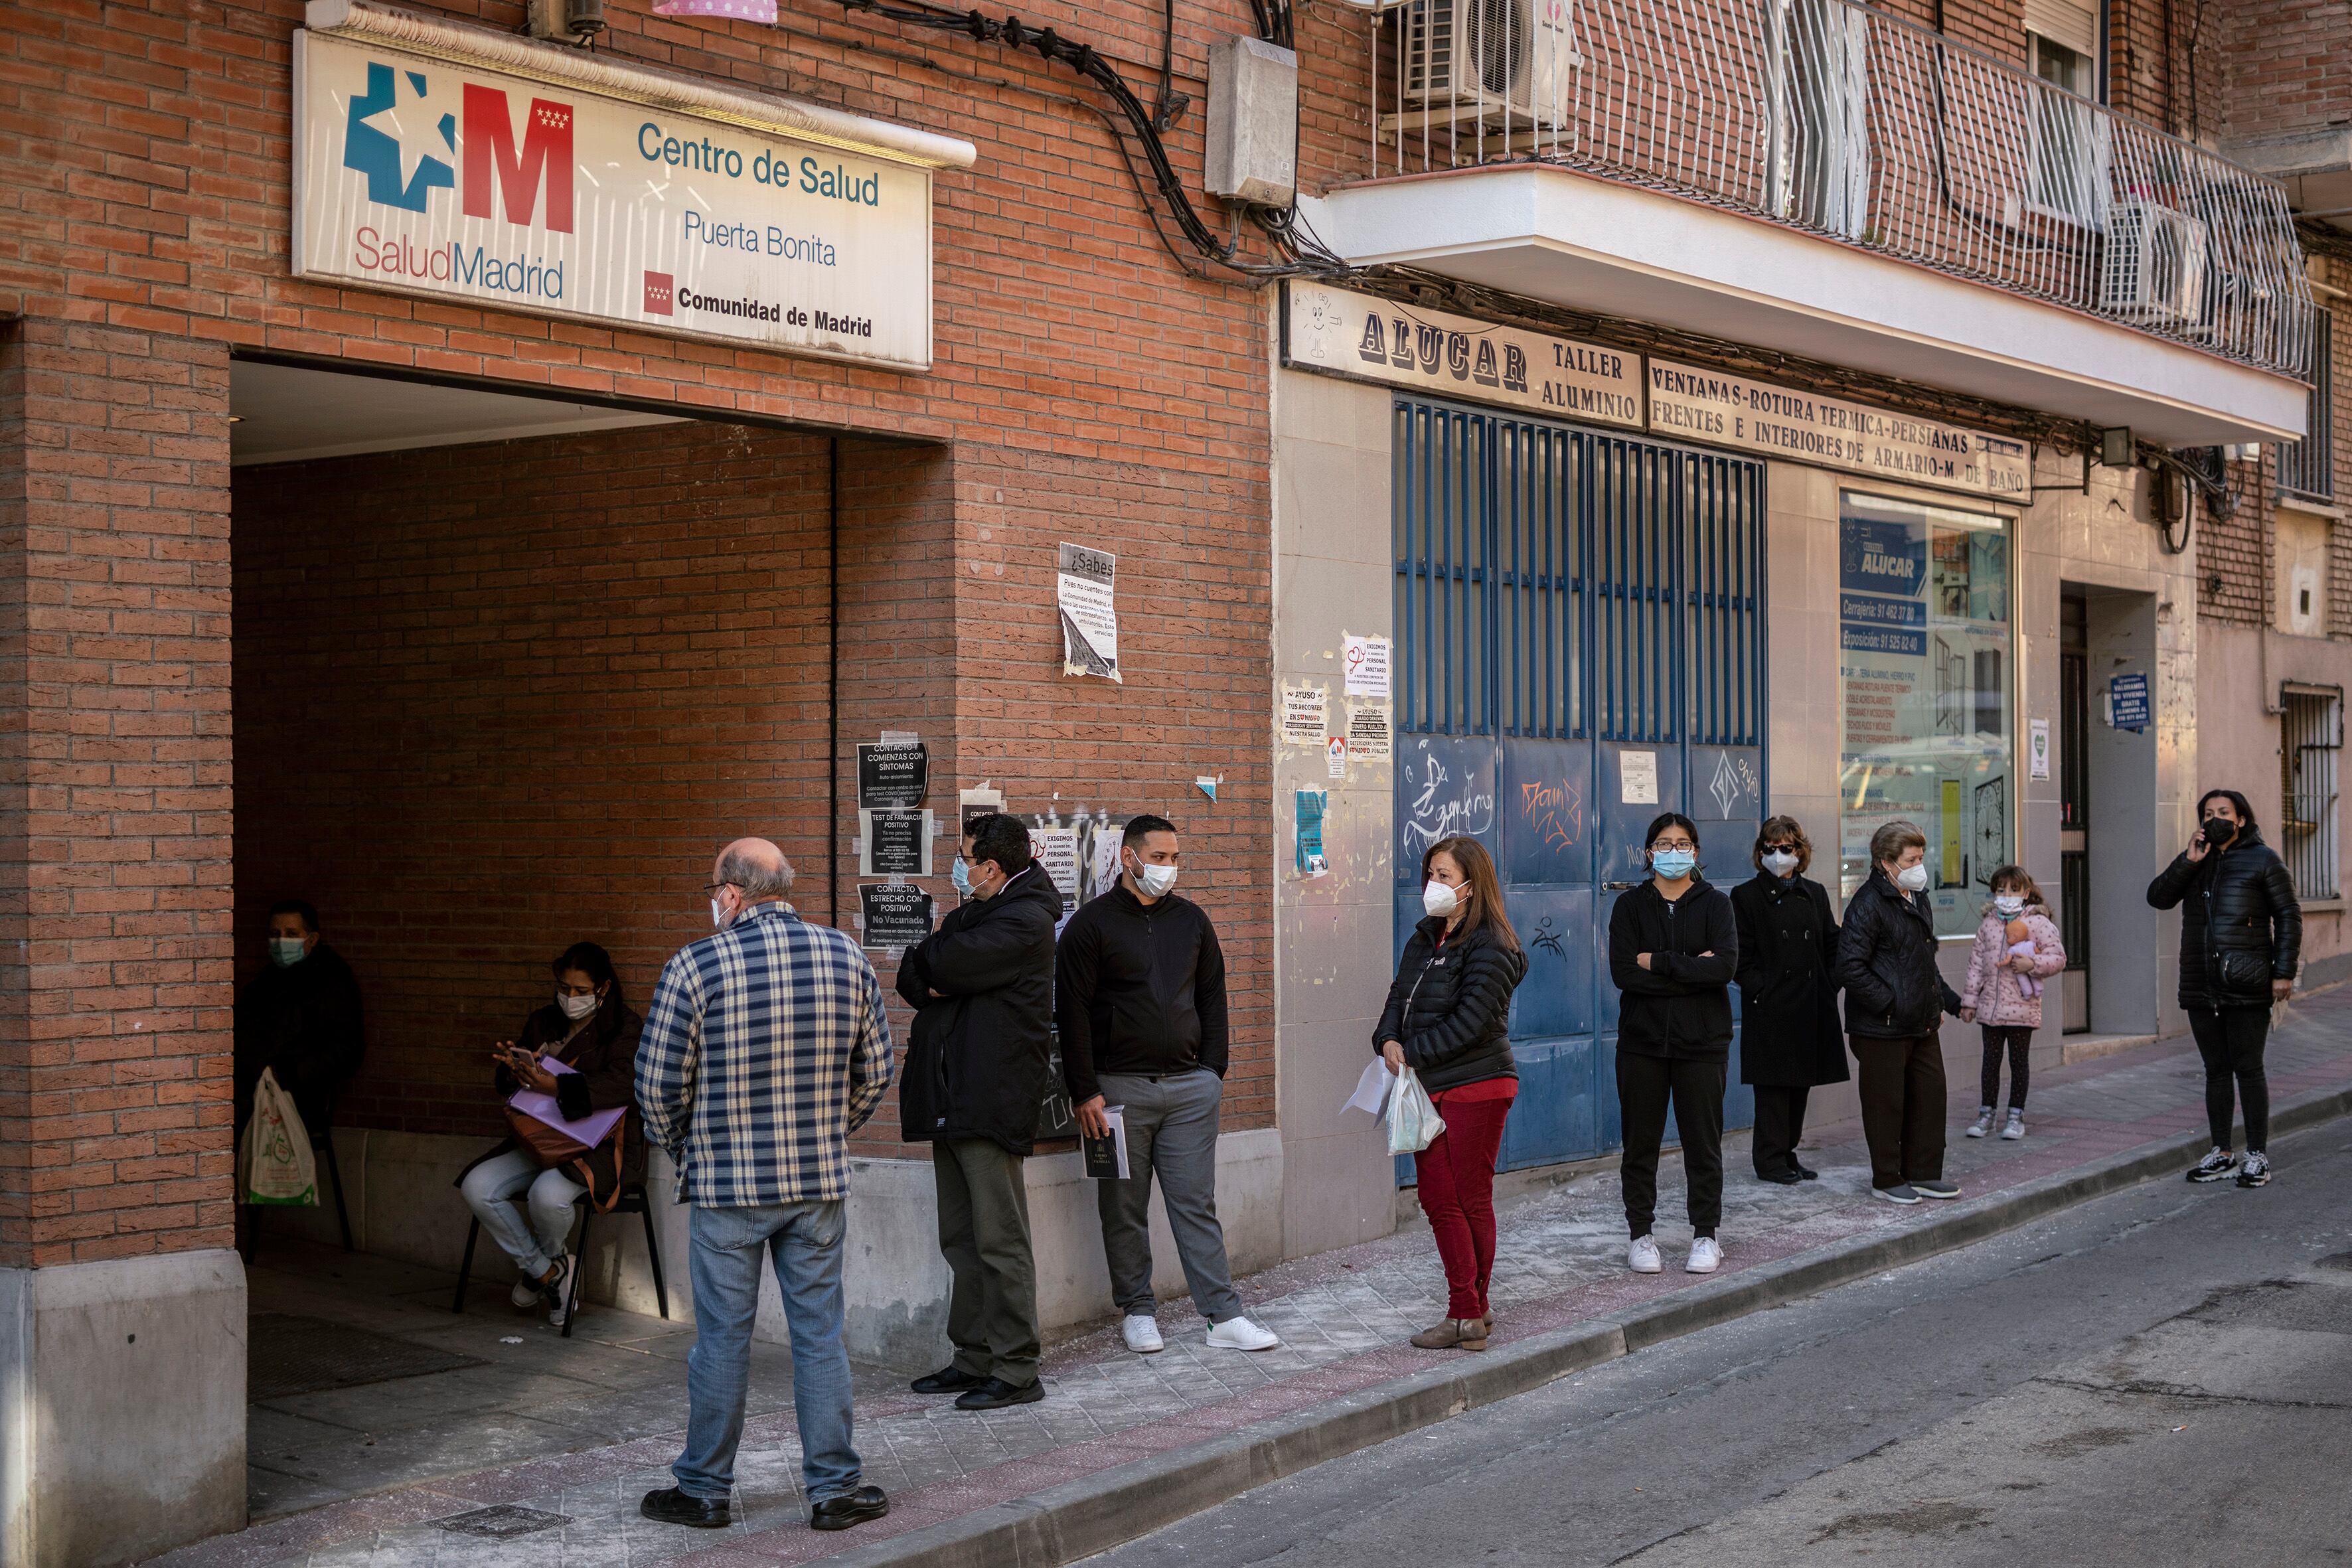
[456,941,646,1326]
[2148,789,2302,1188]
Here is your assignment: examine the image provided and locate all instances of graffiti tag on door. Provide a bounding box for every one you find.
[1401,745,1496,857]
[1520,777,1584,855]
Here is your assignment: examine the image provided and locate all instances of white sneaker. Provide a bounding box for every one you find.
[1205,1315,1280,1352]
[1121,1314,1164,1354]
[510,1275,544,1309]
[1686,1237,1723,1274]
[1965,1107,1994,1138]
[1628,1235,1663,1273]
[543,1256,573,1329]
[2001,1110,2026,1140]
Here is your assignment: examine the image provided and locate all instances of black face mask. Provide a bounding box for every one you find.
[2203,815,2236,844]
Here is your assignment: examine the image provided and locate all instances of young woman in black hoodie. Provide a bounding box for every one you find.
[1608,812,1738,1277]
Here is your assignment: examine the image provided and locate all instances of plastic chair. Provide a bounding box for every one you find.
[453,1182,668,1339]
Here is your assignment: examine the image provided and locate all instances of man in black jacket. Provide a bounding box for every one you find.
[897,813,1061,1410]
[234,898,366,1135]
[1058,816,1279,1356]
[1834,821,1965,1204]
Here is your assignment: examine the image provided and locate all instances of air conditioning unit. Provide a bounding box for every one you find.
[2100,200,2211,332]
[1398,0,1577,125]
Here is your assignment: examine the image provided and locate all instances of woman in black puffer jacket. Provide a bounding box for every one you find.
[1376,834,1526,1353]
[2148,789,2302,1188]
[1834,820,1964,1206]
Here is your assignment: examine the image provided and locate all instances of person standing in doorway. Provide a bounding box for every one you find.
[233,898,366,1135]
[1377,835,1526,1352]
[898,812,1062,1409]
[1059,815,1281,1355]
[1834,821,1965,1205]
[2148,789,2301,1188]
[635,839,894,1534]
[1610,813,1739,1275]
[1730,817,1845,1185]
[1958,866,2065,1142]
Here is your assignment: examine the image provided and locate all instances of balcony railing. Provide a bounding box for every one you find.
[1368,0,2313,377]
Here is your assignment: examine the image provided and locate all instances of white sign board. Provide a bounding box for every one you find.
[292,29,937,369]
[1648,360,2029,501]
[1342,633,1391,698]
[1619,749,1659,805]
[1285,281,1642,428]
[2029,718,2051,781]
[1281,682,1330,747]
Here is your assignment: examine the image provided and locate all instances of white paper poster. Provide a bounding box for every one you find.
[1620,749,1660,805]
[1028,825,1081,908]
[1057,543,1121,682]
[1345,700,1393,761]
[2029,718,2051,781]
[1281,682,1330,747]
[1326,736,1348,778]
[1342,633,1391,698]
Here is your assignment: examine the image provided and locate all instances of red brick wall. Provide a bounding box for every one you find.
[2221,0,2352,145]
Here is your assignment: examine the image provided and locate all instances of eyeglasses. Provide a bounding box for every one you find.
[702,880,736,896]
[1650,839,1697,853]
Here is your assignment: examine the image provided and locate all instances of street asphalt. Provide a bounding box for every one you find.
[1076,1119,2352,1567]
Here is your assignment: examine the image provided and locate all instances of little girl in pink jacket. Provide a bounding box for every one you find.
[1960,866,2066,1140]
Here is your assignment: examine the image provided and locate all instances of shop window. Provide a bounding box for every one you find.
[1837,492,2014,935]
[2280,686,2341,902]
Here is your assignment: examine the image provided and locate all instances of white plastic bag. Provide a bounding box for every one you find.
[1385,1065,1446,1156]
[239,1067,319,1206]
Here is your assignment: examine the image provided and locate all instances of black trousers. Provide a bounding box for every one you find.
[1751,1085,1810,1178]
[1979,1026,2032,1111]
[1617,1054,1726,1239]
[2188,1006,2272,1153]
[1851,1033,1947,1189]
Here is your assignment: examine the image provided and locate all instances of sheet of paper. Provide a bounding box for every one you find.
[1346,700,1392,761]
[1620,749,1660,805]
[2029,717,2051,781]
[1029,824,1081,908]
[507,1059,628,1146]
[1281,682,1329,747]
[1342,1057,1393,1117]
[1326,736,1348,778]
[1342,633,1391,698]
[1294,789,1328,878]
[1058,542,1121,682]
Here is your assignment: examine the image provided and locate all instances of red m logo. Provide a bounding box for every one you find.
[461,85,574,232]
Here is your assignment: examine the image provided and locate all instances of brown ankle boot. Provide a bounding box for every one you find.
[1409,1317,1490,1351]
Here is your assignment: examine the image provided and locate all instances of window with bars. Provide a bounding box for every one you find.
[2280,307,2334,501]
[2280,686,2341,902]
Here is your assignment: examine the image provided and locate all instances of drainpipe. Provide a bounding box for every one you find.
[828,437,842,925]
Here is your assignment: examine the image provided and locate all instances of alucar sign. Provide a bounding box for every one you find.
[291,27,941,370]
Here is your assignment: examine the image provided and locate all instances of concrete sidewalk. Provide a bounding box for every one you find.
[149,988,2352,1568]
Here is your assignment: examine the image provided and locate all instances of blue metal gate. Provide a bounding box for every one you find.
[1393,398,1766,1172]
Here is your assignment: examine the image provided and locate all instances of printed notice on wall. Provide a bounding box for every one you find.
[858,882,934,949]
[859,809,932,875]
[1326,737,1348,779]
[1028,824,1082,909]
[1058,543,1121,682]
[2108,672,2150,733]
[2029,718,2051,781]
[856,741,929,810]
[1342,633,1391,698]
[1294,789,1329,878]
[1346,701,1393,761]
[1281,682,1330,747]
[1620,749,1660,805]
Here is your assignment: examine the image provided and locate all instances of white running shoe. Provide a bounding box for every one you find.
[511,1275,544,1309]
[1965,1107,1994,1138]
[1121,1314,1164,1354]
[1686,1237,1723,1274]
[1205,1316,1280,1352]
[543,1255,573,1329]
[2001,1110,2026,1140]
[2187,1146,2240,1183]
[1628,1235,1663,1273]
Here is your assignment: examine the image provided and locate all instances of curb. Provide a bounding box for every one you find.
[807,1079,2352,1568]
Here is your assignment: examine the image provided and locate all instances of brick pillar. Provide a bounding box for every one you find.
[0,319,243,1567]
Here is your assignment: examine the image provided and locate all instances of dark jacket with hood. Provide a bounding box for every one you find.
[898,862,1062,1153]
[1373,916,1526,1094]
[1731,871,1849,1087]
[1055,884,1228,1107]
[1608,877,1739,1061]
[455,996,647,1202]
[234,941,366,1131]
[1834,868,1964,1040]
[2148,824,2302,1010]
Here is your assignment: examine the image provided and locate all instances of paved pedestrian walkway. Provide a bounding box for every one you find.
[149,988,2352,1568]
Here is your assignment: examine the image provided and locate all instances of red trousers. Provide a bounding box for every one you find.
[1413,1082,1516,1320]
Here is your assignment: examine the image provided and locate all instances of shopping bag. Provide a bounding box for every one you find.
[1385,1065,1447,1156]
[239,1067,318,1206]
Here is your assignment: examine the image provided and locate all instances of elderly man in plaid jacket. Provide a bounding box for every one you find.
[635,838,895,1535]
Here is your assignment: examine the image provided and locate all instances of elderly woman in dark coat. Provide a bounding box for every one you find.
[1731,816,1847,1185]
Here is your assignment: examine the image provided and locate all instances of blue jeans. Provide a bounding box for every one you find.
[458,1149,584,1278]
[672,1201,862,1505]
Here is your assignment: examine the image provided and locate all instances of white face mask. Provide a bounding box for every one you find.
[1895,862,1930,893]
[557,989,598,1020]
[1763,850,1800,877]
[710,897,730,929]
[1992,894,2025,917]
[1133,861,1178,898]
[1423,879,1460,919]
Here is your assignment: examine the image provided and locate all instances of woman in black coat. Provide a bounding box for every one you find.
[1608,812,1738,1277]
[2147,788,2302,1188]
[1376,834,1527,1353]
[1730,815,1846,1185]
[1834,820,1965,1205]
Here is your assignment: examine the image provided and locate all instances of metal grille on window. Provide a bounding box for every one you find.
[2280,686,2341,902]
[2280,307,2334,501]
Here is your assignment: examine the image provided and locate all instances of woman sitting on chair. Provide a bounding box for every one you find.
[456,941,645,1328]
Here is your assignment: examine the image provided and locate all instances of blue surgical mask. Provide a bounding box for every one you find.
[269,936,308,968]
[951,856,973,898]
[1651,848,1695,880]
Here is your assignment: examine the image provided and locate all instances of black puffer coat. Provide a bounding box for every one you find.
[1608,878,1739,1061]
[2147,826,2302,1010]
[1373,917,1526,1093]
[898,864,1063,1154]
[1834,868,1962,1040]
[1731,872,1849,1087]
